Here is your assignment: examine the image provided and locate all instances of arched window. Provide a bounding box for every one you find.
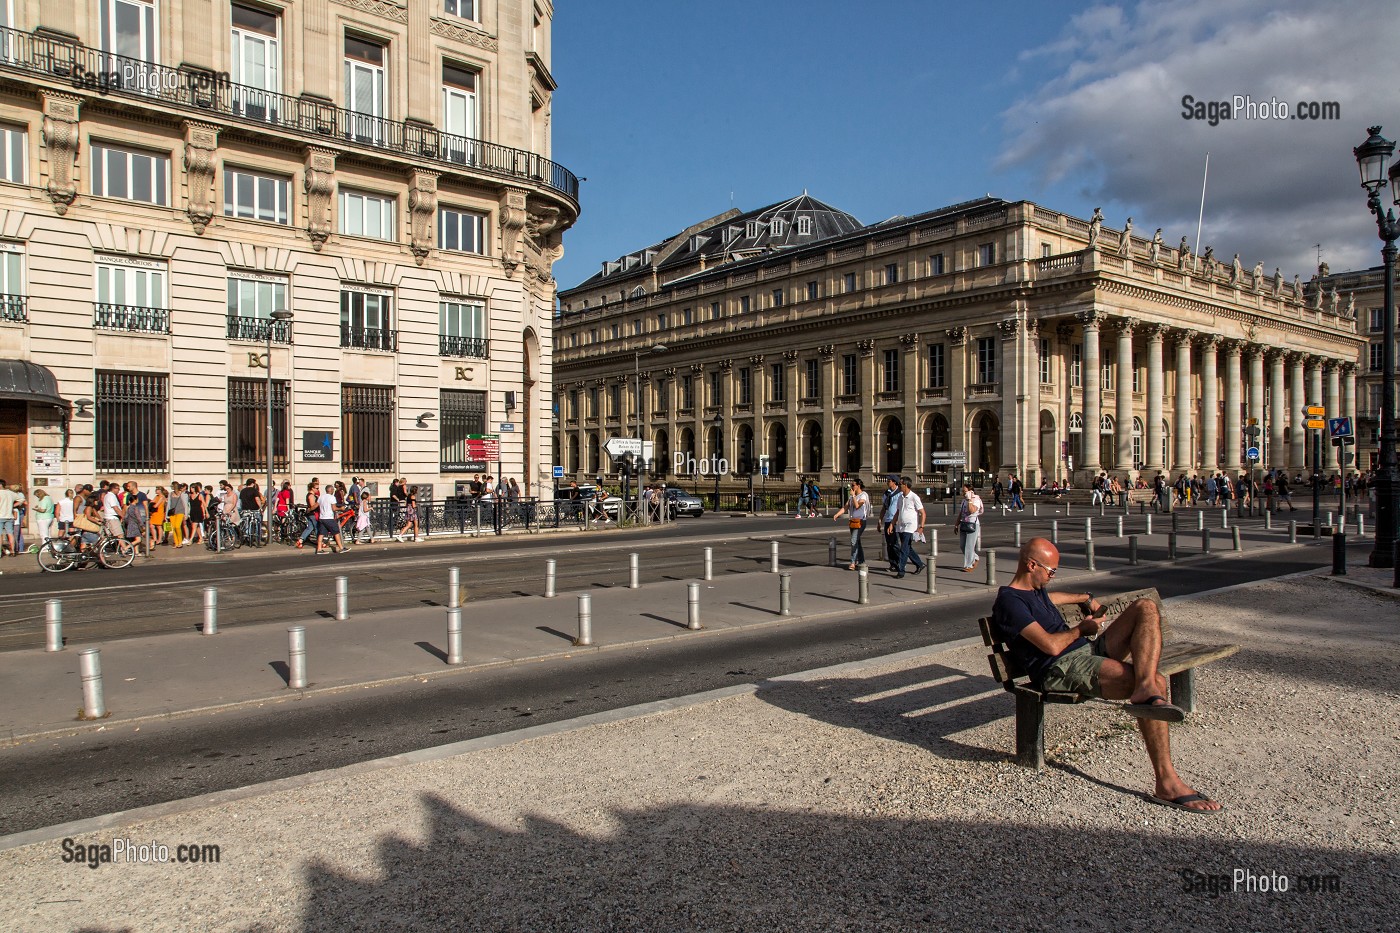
[1069,412,1083,432]
[1131,417,1144,469]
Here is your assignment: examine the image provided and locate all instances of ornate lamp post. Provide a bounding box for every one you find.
[1352,126,1399,570]
[265,309,294,541]
[712,410,724,511]
[633,344,666,523]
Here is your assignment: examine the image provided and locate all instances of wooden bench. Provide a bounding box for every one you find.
[977,587,1240,769]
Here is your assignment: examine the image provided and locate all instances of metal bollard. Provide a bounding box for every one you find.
[334,575,349,621]
[828,537,838,568]
[1066,501,1072,517]
[1033,502,1038,517]
[1128,535,1139,565]
[1014,523,1022,548]
[779,572,791,615]
[448,566,461,607]
[1051,520,1059,545]
[575,594,593,646]
[629,552,640,589]
[704,546,714,581]
[45,598,63,652]
[1085,518,1094,542]
[925,554,936,595]
[770,540,780,573]
[202,586,218,636]
[1314,517,1321,540]
[287,626,307,689]
[1145,514,1153,536]
[544,559,557,598]
[687,582,701,629]
[1327,511,1334,529]
[1232,525,1242,552]
[447,607,463,665]
[1221,508,1229,530]
[1171,512,1179,532]
[1197,510,1204,531]
[1289,520,1298,544]
[78,647,106,719]
[1359,516,1366,538]
[929,528,939,562]
[1117,516,1124,538]
[984,549,997,586]
[857,564,870,605]
[1168,532,1178,561]
[1099,501,1105,517]
[1332,533,1347,576]
[1264,511,1272,531]
[1085,539,1096,572]
[1202,528,1212,554]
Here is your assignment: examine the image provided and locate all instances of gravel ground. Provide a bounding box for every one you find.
[2,572,1396,932]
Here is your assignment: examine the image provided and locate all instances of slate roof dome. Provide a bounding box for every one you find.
[0,359,68,408]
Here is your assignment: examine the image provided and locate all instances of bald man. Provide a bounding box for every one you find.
[990,537,1223,813]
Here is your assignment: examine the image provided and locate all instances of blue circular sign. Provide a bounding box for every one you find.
[1246,446,1260,461]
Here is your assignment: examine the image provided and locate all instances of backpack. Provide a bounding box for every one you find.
[810,484,820,498]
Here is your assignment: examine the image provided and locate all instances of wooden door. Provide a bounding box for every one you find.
[0,402,26,491]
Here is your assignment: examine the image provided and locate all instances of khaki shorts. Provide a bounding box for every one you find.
[1040,639,1110,697]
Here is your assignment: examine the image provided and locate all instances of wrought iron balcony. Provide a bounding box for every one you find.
[0,294,26,322]
[340,323,398,352]
[439,334,489,358]
[0,24,578,205]
[94,302,170,334]
[226,314,292,343]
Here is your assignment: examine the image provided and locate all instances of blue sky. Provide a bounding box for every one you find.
[550,0,1398,292]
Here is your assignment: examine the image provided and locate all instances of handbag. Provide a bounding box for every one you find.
[73,514,100,533]
[848,518,863,530]
[958,519,977,534]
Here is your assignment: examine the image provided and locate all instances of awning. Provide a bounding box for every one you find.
[0,359,70,409]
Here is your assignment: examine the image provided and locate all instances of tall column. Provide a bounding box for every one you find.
[900,334,919,477]
[1248,347,1266,444]
[947,327,968,469]
[748,354,764,475]
[1326,361,1342,423]
[1145,324,1165,472]
[690,364,705,475]
[1289,354,1307,472]
[1343,364,1358,441]
[662,369,678,476]
[818,346,836,478]
[1079,313,1101,473]
[1200,337,1220,472]
[857,339,876,474]
[1222,340,1243,473]
[1173,332,1193,472]
[1308,359,1325,473]
[783,351,799,480]
[999,318,1023,480]
[1268,350,1287,472]
[718,360,734,478]
[1113,318,1134,473]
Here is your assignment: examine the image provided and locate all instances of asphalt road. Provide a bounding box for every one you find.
[0,526,1329,837]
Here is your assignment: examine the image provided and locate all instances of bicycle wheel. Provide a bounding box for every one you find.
[37,540,77,572]
[98,536,136,569]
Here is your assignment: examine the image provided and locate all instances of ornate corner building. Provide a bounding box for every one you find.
[0,0,577,497]
[552,196,1364,489]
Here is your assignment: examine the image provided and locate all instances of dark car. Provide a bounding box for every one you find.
[663,487,705,517]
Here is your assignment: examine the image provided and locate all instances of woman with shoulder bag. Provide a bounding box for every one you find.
[832,478,870,570]
[955,481,983,572]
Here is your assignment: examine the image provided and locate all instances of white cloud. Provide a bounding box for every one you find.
[998,0,1398,277]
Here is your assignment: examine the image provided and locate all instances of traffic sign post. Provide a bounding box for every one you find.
[1246,446,1260,462]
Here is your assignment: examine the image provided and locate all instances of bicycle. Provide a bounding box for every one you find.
[204,514,243,552]
[37,529,136,572]
[238,510,268,547]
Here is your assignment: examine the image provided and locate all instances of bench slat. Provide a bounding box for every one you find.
[1158,641,1240,675]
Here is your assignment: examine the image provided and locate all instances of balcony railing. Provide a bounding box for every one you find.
[439,334,489,358]
[0,294,26,322]
[340,324,398,352]
[0,24,578,204]
[226,315,292,343]
[94,302,170,334]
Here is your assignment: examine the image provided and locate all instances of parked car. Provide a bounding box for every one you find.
[662,487,705,517]
[553,484,620,520]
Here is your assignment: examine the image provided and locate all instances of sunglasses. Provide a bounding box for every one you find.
[1031,560,1058,577]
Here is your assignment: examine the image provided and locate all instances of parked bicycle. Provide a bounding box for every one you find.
[204,515,242,552]
[37,530,136,572]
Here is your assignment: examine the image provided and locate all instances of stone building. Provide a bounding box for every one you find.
[553,195,1363,491]
[0,0,576,503]
[1316,264,1391,471]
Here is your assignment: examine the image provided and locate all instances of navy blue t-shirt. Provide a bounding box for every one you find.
[991,585,1086,681]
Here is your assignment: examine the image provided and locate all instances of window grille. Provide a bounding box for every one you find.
[341,384,394,472]
[227,377,289,471]
[96,370,168,472]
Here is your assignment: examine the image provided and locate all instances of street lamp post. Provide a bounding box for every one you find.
[633,344,667,524]
[1353,126,1399,570]
[265,309,294,542]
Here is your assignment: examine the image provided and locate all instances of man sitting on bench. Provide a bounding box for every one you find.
[991,537,1223,813]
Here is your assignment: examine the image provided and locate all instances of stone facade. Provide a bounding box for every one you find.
[0,0,576,503]
[553,198,1363,491]
[1316,264,1390,472]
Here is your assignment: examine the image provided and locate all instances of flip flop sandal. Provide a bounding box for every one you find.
[1123,695,1186,722]
[1144,792,1223,814]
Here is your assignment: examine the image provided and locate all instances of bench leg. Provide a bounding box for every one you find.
[1015,692,1046,769]
[1169,668,1196,714]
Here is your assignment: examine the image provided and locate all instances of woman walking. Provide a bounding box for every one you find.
[832,478,870,570]
[396,486,420,542]
[955,481,984,572]
[356,490,373,544]
[187,482,206,547]
[32,488,55,544]
[148,486,167,546]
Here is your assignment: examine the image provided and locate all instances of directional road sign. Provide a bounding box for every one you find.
[1304,405,1325,417]
[1304,419,1327,430]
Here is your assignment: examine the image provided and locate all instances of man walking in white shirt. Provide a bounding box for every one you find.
[892,476,926,578]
